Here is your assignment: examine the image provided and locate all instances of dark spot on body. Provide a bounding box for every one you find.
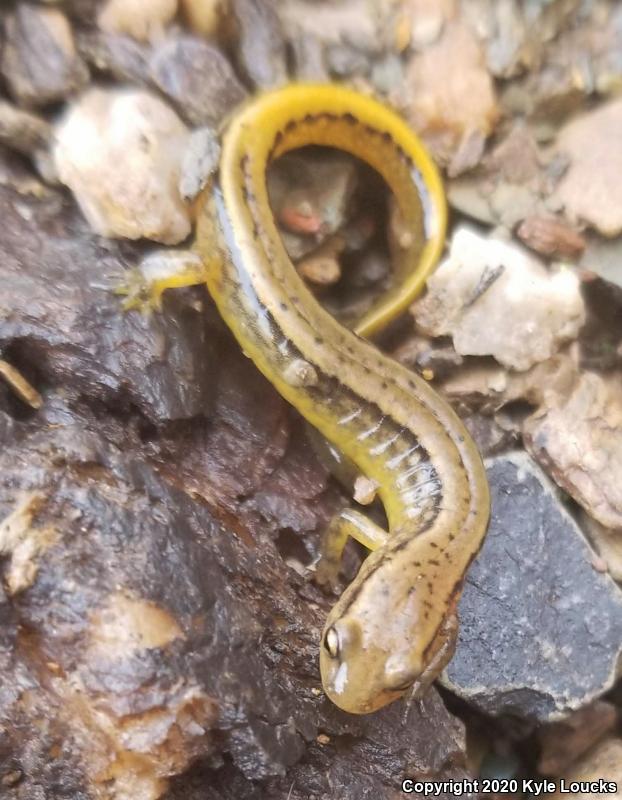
[343,112,357,125]
[428,559,440,567]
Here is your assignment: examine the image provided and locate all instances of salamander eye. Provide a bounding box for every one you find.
[324,626,340,659]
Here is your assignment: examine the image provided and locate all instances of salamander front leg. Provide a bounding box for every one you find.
[315,508,389,591]
[402,609,459,722]
[115,251,209,312]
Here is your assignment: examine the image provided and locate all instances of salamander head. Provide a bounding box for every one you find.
[320,611,424,713]
[319,551,460,714]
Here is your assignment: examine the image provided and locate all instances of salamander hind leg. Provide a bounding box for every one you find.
[315,508,389,591]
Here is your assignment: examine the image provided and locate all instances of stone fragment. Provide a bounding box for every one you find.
[538,701,618,776]
[440,364,509,407]
[576,278,622,372]
[179,128,221,202]
[581,236,622,291]
[76,30,152,85]
[288,32,329,82]
[179,0,223,37]
[53,88,191,244]
[549,738,622,799]
[502,4,622,123]
[230,0,287,88]
[399,0,453,51]
[412,227,586,371]
[583,516,622,583]
[0,144,57,198]
[0,492,57,595]
[279,0,379,53]
[325,42,370,78]
[149,35,247,126]
[443,453,622,721]
[479,0,527,78]
[268,151,359,260]
[448,124,550,227]
[297,241,342,287]
[98,0,178,43]
[517,214,586,260]
[401,20,498,170]
[0,100,51,156]
[552,99,622,237]
[0,5,89,107]
[524,371,622,530]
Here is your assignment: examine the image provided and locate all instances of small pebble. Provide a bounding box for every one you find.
[1,5,89,107]
[98,0,178,43]
[353,476,379,505]
[552,99,622,237]
[524,370,622,530]
[0,101,51,156]
[413,227,586,371]
[230,0,287,88]
[180,0,223,37]
[402,20,498,167]
[179,128,221,202]
[517,214,586,259]
[538,701,618,776]
[150,35,248,126]
[53,88,191,244]
[297,254,341,287]
[76,30,152,85]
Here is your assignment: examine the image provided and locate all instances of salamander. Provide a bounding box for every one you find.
[132,84,491,714]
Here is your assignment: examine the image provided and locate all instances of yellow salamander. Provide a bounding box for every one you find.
[139,84,491,714]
